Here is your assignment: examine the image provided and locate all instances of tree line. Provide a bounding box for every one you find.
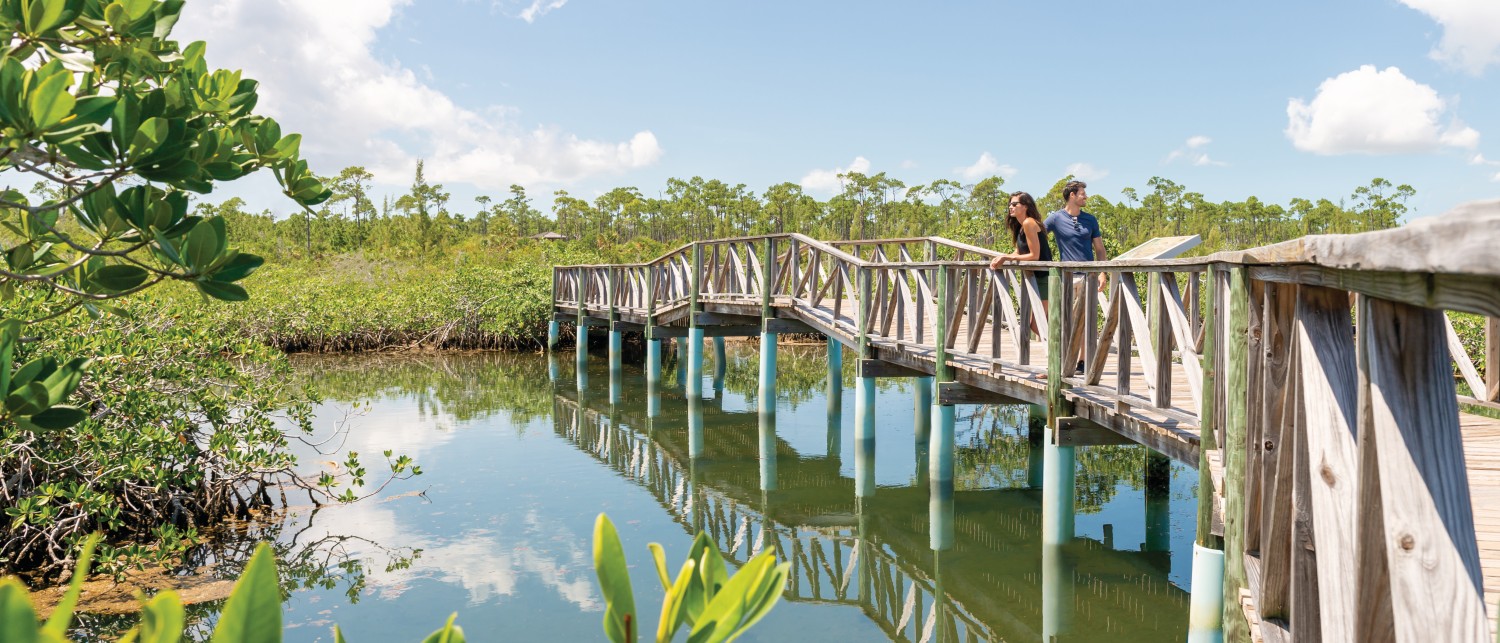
[206,160,1417,261]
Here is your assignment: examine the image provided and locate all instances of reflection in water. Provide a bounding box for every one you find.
[110,345,1194,641]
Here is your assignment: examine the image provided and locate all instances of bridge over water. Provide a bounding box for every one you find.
[551,201,1500,642]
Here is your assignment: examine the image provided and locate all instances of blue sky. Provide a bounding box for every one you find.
[174,0,1500,220]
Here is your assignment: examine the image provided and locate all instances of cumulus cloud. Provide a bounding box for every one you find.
[1471,153,1500,166]
[1165,135,1227,166]
[173,0,661,192]
[518,0,569,23]
[800,156,871,194]
[1064,162,1109,182]
[954,152,1019,182]
[1399,0,1500,75]
[1285,65,1479,155]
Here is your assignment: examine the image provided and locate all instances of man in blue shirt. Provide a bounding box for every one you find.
[1044,180,1108,263]
[1044,180,1107,373]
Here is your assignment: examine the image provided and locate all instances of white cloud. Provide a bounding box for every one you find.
[1165,135,1227,166]
[800,156,871,194]
[1472,153,1500,166]
[899,159,918,169]
[954,152,1019,182]
[1493,171,1500,183]
[1399,0,1500,75]
[1064,162,1109,182]
[518,0,569,23]
[173,0,660,192]
[1285,65,1479,155]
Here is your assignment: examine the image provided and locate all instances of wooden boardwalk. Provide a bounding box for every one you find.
[554,201,1500,641]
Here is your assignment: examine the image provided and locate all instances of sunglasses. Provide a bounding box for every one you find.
[1008,201,1023,207]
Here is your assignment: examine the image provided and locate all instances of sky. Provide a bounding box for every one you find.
[171,0,1500,221]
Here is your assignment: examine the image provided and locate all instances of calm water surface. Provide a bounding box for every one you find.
[170,343,1197,641]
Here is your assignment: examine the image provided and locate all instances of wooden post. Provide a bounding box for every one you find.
[936,266,950,383]
[857,267,871,359]
[1150,272,1172,408]
[1487,317,1499,402]
[1116,280,1133,415]
[1048,268,1067,429]
[691,243,703,323]
[762,237,774,319]
[1360,296,1488,641]
[1223,266,1250,641]
[1197,266,1222,549]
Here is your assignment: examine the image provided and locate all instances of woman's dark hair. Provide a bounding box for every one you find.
[1005,191,1045,245]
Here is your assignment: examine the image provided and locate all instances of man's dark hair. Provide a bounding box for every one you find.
[1063,180,1087,202]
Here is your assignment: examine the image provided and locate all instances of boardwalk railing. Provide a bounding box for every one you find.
[553,199,1500,641]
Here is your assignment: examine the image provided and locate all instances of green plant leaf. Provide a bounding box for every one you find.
[593,513,636,643]
[182,217,225,272]
[687,551,786,643]
[419,613,465,643]
[208,252,264,283]
[7,380,53,416]
[135,589,185,643]
[647,542,670,590]
[209,542,280,643]
[657,558,696,643]
[28,67,74,130]
[27,405,89,429]
[87,264,149,292]
[0,578,41,643]
[331,626,347,643]
[196,280,248,302]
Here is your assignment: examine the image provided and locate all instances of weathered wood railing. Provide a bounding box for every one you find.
[554,201,1500,641]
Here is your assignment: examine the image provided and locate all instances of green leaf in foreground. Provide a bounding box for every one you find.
[593,513,636,643]
[210,542,281,643]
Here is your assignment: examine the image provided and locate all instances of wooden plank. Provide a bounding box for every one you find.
[1445,313,1487,398]
[1116,282,1134,416]
[1260,308,1299,622]
[859,358,928,379]
[1295,283,1359,641]
[1085,283,1120,387]
[1245,279,1267,555]
[1200,265,1224,551]
[1353,294,1396,643]
[1150,273,1173,408]
[1162,276,1205,410]
[937,381,1027,405]
[1361,296,1488,642]
[1249,265,1500,319]
[1118,272,1161,390]
[1488,317,1499,402]
[1047,268,1067,431]
[1055,416,1137,446]
[1289,342,1322,640]
[990,271,1022,362]
[764,318,817,334]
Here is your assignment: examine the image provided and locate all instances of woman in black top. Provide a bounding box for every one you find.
[988,191,1050,335]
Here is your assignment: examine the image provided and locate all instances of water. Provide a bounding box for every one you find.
[85,342,1199,641]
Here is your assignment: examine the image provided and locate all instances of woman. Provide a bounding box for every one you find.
[988,191,1050,335]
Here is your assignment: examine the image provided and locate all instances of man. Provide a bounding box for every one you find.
[1044,180,1107,373]
[1044,180,1107,263]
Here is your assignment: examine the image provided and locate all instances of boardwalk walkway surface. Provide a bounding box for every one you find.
[553,200,1500,641]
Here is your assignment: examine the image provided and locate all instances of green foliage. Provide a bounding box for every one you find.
[1,286,418,578]
[593,514,789,643]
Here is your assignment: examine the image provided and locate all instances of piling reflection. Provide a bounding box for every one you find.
[552,342,1189,642]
